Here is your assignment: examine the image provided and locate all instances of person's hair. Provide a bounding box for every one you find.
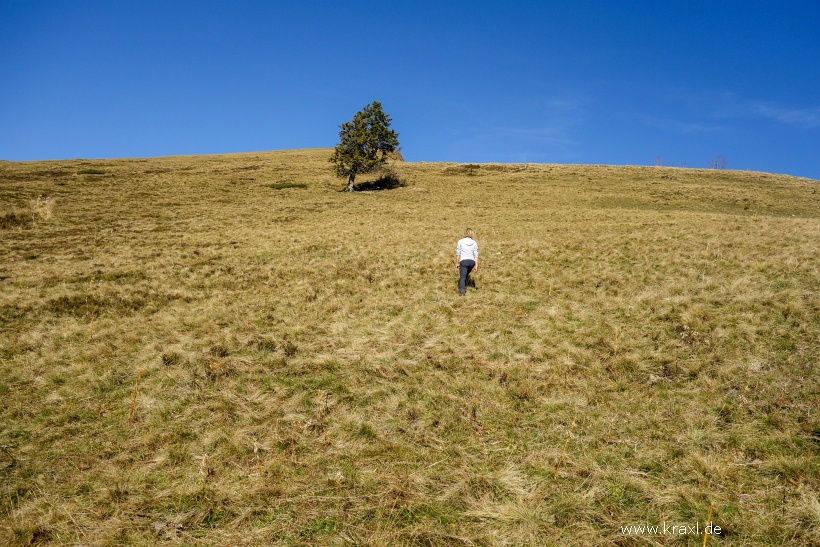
[465,228,474,238]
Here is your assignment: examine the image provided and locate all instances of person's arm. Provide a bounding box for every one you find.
[473,243,479,273]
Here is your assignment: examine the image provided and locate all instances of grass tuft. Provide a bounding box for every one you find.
[0,211,34,229]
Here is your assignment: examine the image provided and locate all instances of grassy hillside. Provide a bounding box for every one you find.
[1,149,819,545]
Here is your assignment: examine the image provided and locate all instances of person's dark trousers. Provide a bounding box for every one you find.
[458,259,475,295]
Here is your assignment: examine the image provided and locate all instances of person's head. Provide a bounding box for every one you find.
[465,228,474,238]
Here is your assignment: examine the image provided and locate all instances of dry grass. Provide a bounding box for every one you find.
[1,150,819,545]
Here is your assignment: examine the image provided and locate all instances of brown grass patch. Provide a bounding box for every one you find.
[0,150,818,544]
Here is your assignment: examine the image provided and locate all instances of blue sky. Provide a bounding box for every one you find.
[2,1,819,179]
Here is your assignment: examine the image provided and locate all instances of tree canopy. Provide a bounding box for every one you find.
[329,101,400,192]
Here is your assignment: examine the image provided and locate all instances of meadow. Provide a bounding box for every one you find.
[1,149,819,545]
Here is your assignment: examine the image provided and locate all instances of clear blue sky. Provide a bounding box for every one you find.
[2,1,819,179]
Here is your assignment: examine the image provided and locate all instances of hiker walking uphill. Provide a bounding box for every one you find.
[455,228,479,296]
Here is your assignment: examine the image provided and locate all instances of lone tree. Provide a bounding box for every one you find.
[708,154,728,170]
[330,101,400,192]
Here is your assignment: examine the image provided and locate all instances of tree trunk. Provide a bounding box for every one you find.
[344,173,355,192]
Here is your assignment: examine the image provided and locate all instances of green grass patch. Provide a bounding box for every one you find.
[269,181,307,189]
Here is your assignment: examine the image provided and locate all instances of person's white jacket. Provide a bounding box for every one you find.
[456,237,479,262]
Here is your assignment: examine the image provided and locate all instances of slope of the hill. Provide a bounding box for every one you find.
[1,149,819,545]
